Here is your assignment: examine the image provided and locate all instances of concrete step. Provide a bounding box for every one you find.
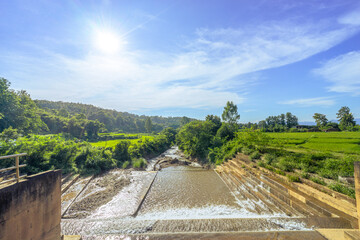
[345,230,360,240]
[229,157,335,218]
[78,231,329,240]
[61,217,353,236]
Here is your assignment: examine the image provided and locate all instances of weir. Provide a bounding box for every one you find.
[59,147,360,239]
[1,148,359,240]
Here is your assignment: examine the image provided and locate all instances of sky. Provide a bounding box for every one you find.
[0,0,360,122]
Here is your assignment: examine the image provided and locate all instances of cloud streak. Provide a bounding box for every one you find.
[314,51,360,95]
[280,97,335,107]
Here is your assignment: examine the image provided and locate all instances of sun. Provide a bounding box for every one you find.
[94,29,124,54]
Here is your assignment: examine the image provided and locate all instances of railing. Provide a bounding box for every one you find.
[0,153,27,184]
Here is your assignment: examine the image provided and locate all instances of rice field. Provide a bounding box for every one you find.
[90,135,154,148]
[266,132,360,154]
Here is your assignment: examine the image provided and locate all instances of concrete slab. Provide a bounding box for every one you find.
[79,231,327,240]
[316,229,360,240]
[62,235,82,240]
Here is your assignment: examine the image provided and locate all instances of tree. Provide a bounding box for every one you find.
[85,120,103,139]
[285,112,298,128]
[205,115,222,134]
[258,120,267,131]
[176,120,215,159]
[313,113,328,127]
[216,123,236,140]
[337,106,356,130]
[113,141,131,166]
[145,117,152,133]
[221,101,240,125]
[180,116,191,126]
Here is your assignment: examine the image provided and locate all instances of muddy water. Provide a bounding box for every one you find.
[62,147,310,236]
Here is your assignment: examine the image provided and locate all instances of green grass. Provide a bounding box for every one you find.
[266,132,360,154]
[90,135,154,148]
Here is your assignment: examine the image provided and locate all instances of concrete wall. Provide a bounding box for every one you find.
[0,170,61,240]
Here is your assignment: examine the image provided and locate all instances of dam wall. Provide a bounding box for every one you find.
[216,153,358,228]
[0,170,62,240]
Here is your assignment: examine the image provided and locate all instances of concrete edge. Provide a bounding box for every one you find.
[132,171,158,217]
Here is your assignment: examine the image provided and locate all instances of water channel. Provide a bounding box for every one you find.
[61,147,309,236]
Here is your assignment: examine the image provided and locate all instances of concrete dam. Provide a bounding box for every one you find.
[1,147,360,239]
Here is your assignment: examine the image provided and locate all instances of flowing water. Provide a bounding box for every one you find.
[62,147,310,236]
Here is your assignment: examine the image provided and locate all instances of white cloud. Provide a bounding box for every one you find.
[314,51,360,95]
[2,18,359,112]
[280,97,335,107]
[338,9,360,26]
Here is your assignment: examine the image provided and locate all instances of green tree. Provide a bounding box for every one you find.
[221,101,240,125]
[0,126,19,141]
[337,106,356,130]
[180,116,191,126]
[205,115,222,134]
[85,120,103,139]
[285,112,298,128]
[67,117,85,138]
[313,113,328,127]
[145,117,153,133]
[176,120,215,159]
[58,108,69,118]
[113,141,131,166]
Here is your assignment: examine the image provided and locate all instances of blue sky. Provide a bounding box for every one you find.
[1,0,360,122]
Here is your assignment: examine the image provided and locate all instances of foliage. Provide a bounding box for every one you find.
[221,101,240,125]
[337,106,356,131]
[145,117,153,133]
[176,120,216,160]
[313,113,328,127]
[113,141,131,166]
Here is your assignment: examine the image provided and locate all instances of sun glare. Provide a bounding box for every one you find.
[94,29,124,54]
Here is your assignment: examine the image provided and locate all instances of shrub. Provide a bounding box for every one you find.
[263,153,276,164]
[122,161,130,169]
[274,169,286,176]
[132,158,147,169]
[113,141,131,166]
[258,161,266,167]
[287,174,301,182]
[242,147,253,155]
[250,151,261,160]
[329,183,355,199]
[277,157,295,172]
[310,177,326,186]
[301,172,310,179]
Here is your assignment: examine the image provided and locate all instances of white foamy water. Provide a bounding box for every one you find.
[136,205,289,220]
[88,171,156,219]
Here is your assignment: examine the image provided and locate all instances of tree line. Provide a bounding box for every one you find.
[0,78,194,138]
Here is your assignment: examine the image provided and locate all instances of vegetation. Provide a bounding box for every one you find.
[1,77,360,198]
[0,127,176,175]
[176,101,359,198]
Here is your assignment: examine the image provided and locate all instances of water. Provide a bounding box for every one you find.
[62,147,310,236]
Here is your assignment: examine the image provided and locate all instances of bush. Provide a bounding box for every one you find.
[242,147,253,155]
[258,161,266,167]
[287,174,301,182]
[263,153,276,164]
[329,183,355,199]
[122,161,130,169]
[310,177,326,186]
[250,151,261,160]
[301,172,310,179]
[113,141,131,166]
[274,168,286,176]
[277,157,295,172]
[132,158,147,169]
